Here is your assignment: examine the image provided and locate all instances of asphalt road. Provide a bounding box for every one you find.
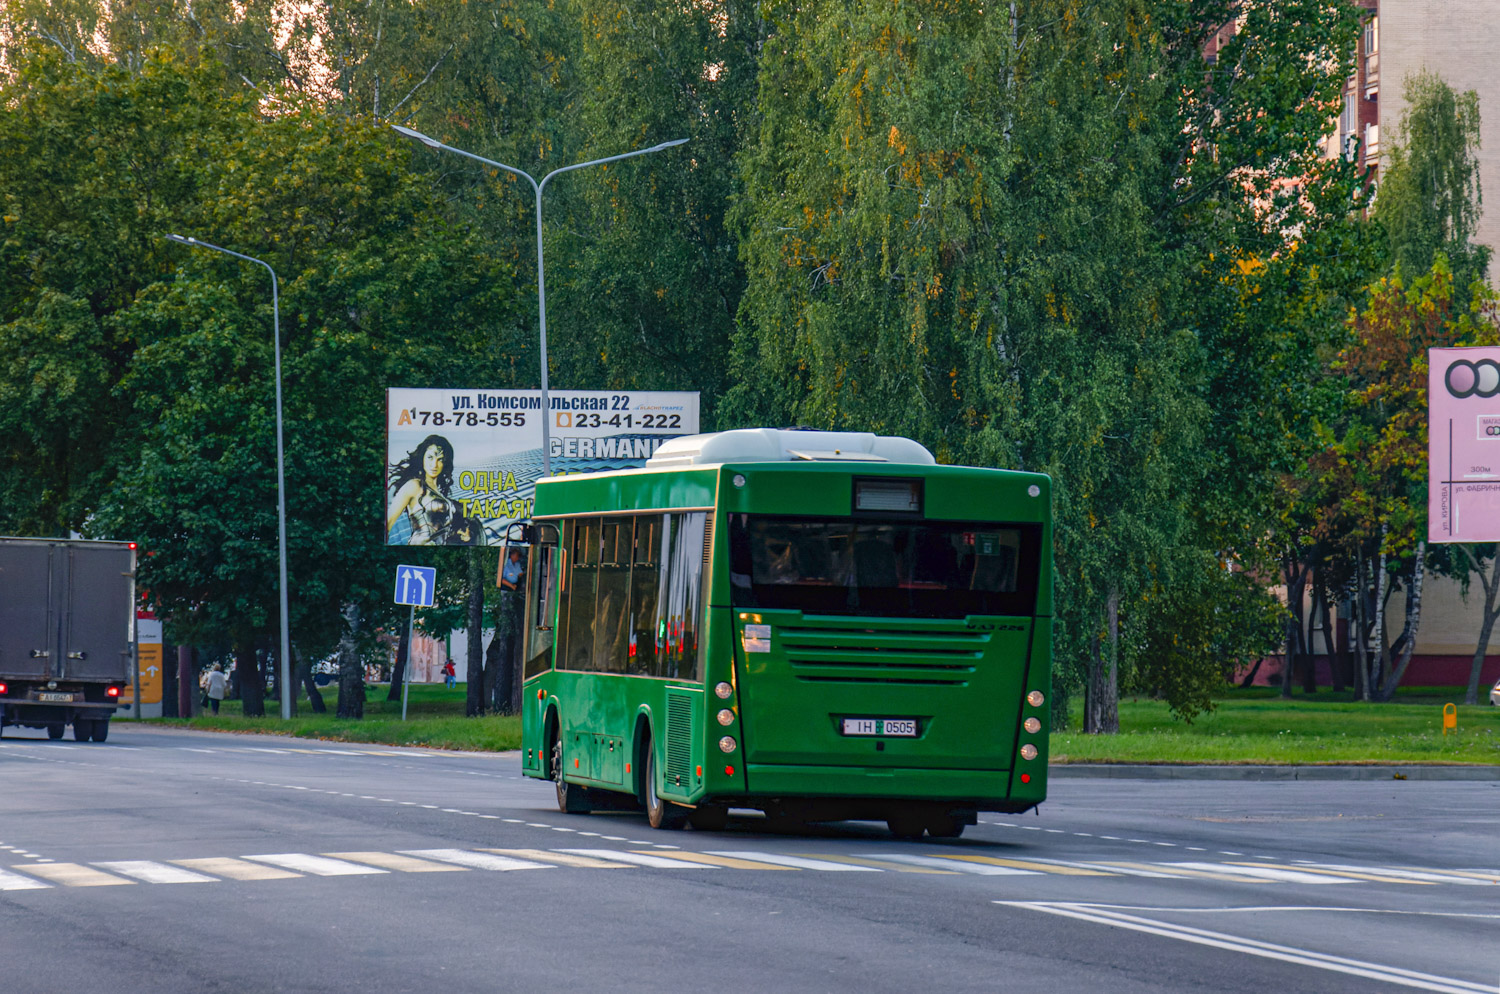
[2,724,1497,994]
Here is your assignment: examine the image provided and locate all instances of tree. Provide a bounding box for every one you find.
[725,0,1363,731]
[1375,72,1488,296]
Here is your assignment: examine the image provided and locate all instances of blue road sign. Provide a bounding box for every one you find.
[394,565,437,607]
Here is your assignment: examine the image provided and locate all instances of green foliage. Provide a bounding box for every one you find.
[1375,72,1489,294]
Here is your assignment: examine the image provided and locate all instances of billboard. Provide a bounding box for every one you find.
[1428,347,1500,543]
[385,389,699,546]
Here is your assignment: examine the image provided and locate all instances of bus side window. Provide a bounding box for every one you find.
[596,519,631,673]
[657,512,705,680]
[522,532,558,680]
[563,517,601,671]
[629,515,662,676]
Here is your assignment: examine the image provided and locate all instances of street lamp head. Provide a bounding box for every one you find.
[164,234,197,245]
[391,124,443,149]
[651,138,690,152]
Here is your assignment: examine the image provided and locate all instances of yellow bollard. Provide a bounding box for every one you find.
[1442,703,1457,737]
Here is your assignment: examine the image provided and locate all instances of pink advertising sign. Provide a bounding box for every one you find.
[1429,347,1500,543]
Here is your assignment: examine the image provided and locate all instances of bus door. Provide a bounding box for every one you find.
[522,524,559,681]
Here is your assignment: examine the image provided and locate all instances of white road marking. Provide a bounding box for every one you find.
[0,867,51,890]
[1169,863,1351,885]
[998,902,1496,994]
[1300,863,1500,886]
[560,849,713,869]
[14,863,132,887]
[243,854,387,876]
[93,861,217,884]
[871,853,1038,875]
[400,849,552,871]
[710,852,882,872]
[172,858,300,881]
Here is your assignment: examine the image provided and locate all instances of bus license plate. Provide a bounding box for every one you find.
[841,718,917,737]
[37,692,74,703]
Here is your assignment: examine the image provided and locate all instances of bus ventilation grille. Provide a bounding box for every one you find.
[665,691,695,787]
[779,624,989,686]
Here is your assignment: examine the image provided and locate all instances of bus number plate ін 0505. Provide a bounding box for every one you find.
[841,718,917,737]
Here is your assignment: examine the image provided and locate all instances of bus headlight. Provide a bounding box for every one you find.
[714,681,734,700]
[718,736,737,753]
[1023,717,1041,734]
[716,709,735,726]
[1020,744,1038,761]
[1026,691,1045,708]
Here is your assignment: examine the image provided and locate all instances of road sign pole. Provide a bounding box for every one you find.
[402,604,415,721]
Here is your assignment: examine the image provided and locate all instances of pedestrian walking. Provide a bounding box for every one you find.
[203,663,227,715]
[442,658,456,689]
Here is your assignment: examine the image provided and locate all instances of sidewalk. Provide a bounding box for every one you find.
[1051,764,1500,781]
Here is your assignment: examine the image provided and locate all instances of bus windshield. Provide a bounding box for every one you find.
[728,513,1041,619]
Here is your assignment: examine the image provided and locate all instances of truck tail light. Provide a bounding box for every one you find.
[0,681,8,695]
[107,686,121,698]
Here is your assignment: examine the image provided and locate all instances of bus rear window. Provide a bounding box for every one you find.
[728,514,1041,619]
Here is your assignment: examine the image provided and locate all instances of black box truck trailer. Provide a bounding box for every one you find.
[0,537,136,742]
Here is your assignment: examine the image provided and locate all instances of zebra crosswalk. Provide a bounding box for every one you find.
[1,847,1496,892]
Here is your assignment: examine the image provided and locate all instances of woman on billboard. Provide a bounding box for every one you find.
[386,434,481,545]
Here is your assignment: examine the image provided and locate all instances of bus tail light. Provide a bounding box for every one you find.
[1019,744,1038,761]
[1023,717,1041,734]
[724,765,734,776]
[716,708,735,726]
[1027,691,1045,708]
[714,682,733,700]
[1021,773,1031,784]
[718,736,737,754]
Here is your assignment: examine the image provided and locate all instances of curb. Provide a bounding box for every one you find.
[1050,764,1500,781]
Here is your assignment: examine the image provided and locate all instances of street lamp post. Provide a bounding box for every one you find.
[165,234,293,722]
[390,125,688,476]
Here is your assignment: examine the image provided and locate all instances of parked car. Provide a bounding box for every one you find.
[1490,677,1500,707]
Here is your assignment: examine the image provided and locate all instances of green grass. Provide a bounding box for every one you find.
[142,682,1500,766]
[1052,687,1500,765]
[148,683,520,751]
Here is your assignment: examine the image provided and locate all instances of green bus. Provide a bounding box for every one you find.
[518,428,1052,839]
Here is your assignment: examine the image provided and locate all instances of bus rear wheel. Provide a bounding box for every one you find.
[887,812,926,840]
[925,813,964,839]
[643,745,686,830]
[551,733,591,814]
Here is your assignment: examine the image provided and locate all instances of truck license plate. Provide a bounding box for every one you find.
[841,718,917,737]
[37,692,75,702]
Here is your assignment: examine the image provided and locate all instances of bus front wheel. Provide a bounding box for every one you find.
[643,744,687,830]
[551,733,591,814]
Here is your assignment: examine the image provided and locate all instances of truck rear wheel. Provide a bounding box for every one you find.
[47,723,65,740]
[72,719,94,742]
[91,719,109,743]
